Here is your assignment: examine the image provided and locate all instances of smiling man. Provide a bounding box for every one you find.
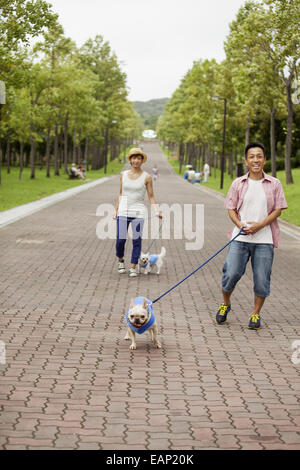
[216,142,288,330]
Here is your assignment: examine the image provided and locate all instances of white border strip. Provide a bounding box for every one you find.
[0,177,112,229]
[279,226,300,241]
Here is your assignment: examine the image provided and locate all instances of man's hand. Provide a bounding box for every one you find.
[243,222,263,234]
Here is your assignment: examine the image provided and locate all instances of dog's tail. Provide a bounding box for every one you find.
[160,246,166,258]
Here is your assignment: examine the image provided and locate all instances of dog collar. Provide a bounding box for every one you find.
[126,297,155,335]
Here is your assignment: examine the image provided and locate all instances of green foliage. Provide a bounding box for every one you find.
[0,7,141,182]
[264,157,300,173]
[157,0,300,185]
[0,0,58,84]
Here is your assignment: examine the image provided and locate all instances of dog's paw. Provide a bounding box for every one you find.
[154,342,162,349]
[129,344,136,350]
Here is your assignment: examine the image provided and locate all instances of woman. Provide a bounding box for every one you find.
[114,147,162,277]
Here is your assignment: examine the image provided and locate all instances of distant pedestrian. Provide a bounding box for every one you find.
[216,142,287,330]
[153,165,159,181]
[203,162,210,183]
[114,148,162,278]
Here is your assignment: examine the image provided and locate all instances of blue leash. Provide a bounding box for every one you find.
[152,227,246,305]
[144,220,163,253]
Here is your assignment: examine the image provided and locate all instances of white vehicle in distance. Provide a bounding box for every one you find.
[142,129,157,139]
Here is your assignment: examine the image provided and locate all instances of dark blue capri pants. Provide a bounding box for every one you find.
[116,216,144,265]
[222,241,274,298]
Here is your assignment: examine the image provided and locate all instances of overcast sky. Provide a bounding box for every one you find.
[49,0,246,102]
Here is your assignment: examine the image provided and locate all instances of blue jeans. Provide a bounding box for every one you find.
[222,241,274,298]
[116,216,144,264]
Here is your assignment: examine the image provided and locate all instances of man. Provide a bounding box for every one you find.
[216,142,288,330]
[203,162,210,183]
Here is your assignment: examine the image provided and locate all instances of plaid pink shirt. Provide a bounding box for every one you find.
[225,172,288,248]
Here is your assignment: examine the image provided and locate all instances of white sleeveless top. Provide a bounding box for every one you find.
[118,170,148,218]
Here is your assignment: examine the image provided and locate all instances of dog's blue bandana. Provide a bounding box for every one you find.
[140,254,158,269]
[126,297,155,335]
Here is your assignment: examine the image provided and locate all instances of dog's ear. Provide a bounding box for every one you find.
[146,252,149,257]
[142,298,147,309]
[130,298,135,308]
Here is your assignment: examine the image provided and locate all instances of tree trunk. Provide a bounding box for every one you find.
[284,77,294,184]
[64,113,68,173]
[104,126,109,173]
[270,106,276,177]
[46,126,51,177]
[77,128,82,163]
[54,121,59,176]
[234,151,238,176]
[6,133,11,174]
[245,119,250,146]
[228,150,233,179]
[0,140,2,186]
[91,142,97,170]
[179,142,184,174]
[214,152,217,178]
[72,129,76,164]
[84,138,89,171]
[0,104,2,185]
[19,142,24,181]
[30,122,36,179]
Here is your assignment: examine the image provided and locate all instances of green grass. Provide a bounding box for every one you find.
[0,157,125,212]
[165,150,300,226]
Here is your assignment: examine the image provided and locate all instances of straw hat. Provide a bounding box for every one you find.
[126,147,147,163]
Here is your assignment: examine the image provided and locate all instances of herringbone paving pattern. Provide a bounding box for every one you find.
[0,142,300,449]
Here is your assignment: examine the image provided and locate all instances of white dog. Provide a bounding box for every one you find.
[139,247,166,275]
[124,297,161,350]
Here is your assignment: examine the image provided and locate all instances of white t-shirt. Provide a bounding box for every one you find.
[232,178,273,244]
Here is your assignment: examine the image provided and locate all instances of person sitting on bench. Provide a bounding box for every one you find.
[69,163,85,180]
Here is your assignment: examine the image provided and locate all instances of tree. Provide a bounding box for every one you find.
[224,0,300,183]
[79,35,134,172]
[0,0,57,81]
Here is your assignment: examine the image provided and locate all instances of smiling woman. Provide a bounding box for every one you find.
[114,147,162,277]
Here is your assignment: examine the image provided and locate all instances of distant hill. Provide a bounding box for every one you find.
[133,98,169,130]
[133,98,169,118]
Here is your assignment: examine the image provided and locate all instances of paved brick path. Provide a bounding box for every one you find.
[0,142,300,450]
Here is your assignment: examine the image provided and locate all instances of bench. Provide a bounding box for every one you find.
[67,168,79,179]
